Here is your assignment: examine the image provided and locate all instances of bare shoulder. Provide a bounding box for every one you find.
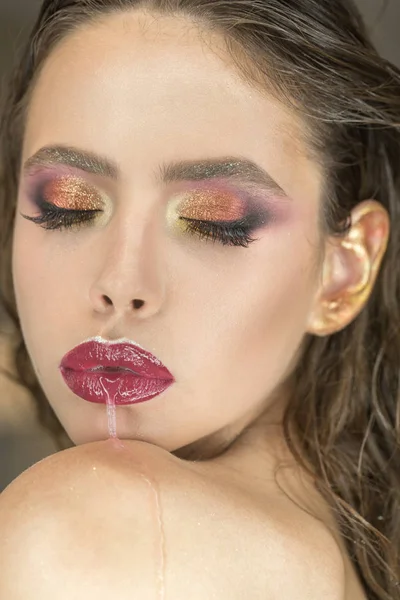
[0,440,179,598]
[0,439,346,599]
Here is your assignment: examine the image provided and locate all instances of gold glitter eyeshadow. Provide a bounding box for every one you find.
[172,189,245,223]
[42,176,103,211]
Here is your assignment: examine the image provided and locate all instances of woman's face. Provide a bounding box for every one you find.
[12,10,324,452]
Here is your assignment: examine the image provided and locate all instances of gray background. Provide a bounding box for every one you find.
[0,0,399,490]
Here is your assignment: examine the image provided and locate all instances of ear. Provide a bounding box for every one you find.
[307,200,390,337]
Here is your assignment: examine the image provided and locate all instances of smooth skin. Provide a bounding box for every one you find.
[0,439,350,599]
[1,9,389,598]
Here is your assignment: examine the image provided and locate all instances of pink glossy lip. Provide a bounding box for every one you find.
[59,339,174,405]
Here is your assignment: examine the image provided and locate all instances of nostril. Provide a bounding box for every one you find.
[133,299,145,309]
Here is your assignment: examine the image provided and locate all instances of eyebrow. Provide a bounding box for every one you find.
[23,145,287,197]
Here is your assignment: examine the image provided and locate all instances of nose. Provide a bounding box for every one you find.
[88,207,166,320]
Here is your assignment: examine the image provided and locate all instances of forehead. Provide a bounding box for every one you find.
[23,10,321,200]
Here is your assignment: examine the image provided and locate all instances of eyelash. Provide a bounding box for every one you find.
[22,201,261,248]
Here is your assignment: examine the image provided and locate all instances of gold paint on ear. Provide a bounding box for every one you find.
[307,200,390,337]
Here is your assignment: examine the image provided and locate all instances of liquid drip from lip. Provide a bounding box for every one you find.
[99,376,118,438]
[105,439,167,599]
[137,455,166,600]
[99,377,166,599]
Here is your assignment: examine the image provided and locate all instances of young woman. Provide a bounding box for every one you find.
[0,1,399,598]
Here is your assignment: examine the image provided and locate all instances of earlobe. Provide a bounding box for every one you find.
[307,200,390,337]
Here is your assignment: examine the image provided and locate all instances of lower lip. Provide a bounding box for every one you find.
[60,368,174,405]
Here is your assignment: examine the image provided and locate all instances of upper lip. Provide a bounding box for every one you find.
[59,337,174,380]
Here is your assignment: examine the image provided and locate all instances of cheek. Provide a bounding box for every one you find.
[12,222,35,311]
[228,233,319,381]
[11,224,45,379]
[247,262,315,345]
[11,221,63,339]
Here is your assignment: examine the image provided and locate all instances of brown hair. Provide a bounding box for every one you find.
[0,1,399,597]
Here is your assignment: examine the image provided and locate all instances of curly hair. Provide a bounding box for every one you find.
[0,1,399,598]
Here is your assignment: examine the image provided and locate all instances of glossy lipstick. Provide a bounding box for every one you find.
[59,336,174,405]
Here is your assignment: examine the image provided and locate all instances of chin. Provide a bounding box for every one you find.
[58,422,107,447]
